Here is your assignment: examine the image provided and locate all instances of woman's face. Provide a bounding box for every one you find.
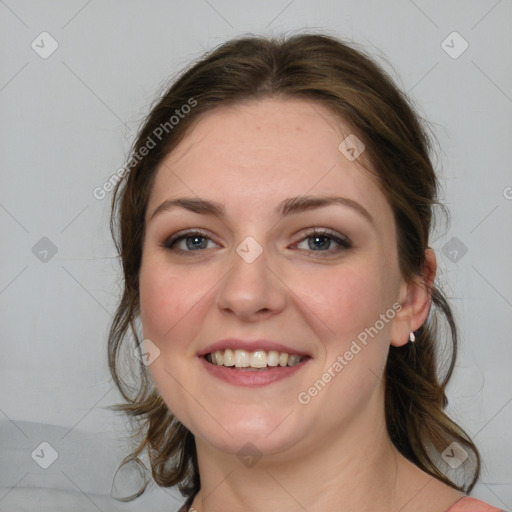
[139,98,409,460]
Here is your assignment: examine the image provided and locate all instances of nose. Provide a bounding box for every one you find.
[215,242,287,321]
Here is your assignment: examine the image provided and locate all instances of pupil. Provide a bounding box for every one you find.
[309,235,330,250]
[187,236,207,250]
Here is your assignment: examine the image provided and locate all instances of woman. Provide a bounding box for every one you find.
[108,33,504,512]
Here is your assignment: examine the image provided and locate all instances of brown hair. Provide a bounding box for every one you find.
[108,32,480,502]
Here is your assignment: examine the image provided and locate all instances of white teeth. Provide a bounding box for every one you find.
[267,350,280,366]
[214,350,223,365]
[234,350,250,367]
[223,348,235,366]
[250,350,267,368]
[207,349,304,369]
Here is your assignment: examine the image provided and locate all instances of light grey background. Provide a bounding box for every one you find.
[1,1,511,511]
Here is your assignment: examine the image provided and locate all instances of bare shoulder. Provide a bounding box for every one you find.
[396,456,465,512]
[419,480,466,512]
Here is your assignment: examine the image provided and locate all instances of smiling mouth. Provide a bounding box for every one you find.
[204,349,307,370]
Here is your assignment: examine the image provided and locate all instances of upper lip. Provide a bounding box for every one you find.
[198,338,311,358]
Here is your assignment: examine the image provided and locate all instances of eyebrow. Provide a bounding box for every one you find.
[149,195,374,225]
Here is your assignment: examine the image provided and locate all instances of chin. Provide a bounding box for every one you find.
[191,411,306,460]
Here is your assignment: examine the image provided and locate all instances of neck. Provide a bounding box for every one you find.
[190,385,415,512]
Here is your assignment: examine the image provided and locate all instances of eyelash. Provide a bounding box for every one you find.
[161,228,352,256]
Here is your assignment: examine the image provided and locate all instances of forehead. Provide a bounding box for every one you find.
[147,98,389,221]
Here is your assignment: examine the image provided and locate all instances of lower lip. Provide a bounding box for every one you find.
[199,357,310,387]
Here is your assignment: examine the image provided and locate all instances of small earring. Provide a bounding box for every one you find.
[409,332,416,342]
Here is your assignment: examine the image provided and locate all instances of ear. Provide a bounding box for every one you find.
[390,248,436,347]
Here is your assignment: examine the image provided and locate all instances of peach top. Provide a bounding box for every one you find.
[446,497,506,511]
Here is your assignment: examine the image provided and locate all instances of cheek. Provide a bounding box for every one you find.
[288,264,395,435]
[296,263,393,339]
[138,258,210,426]
[139,258,206,343]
